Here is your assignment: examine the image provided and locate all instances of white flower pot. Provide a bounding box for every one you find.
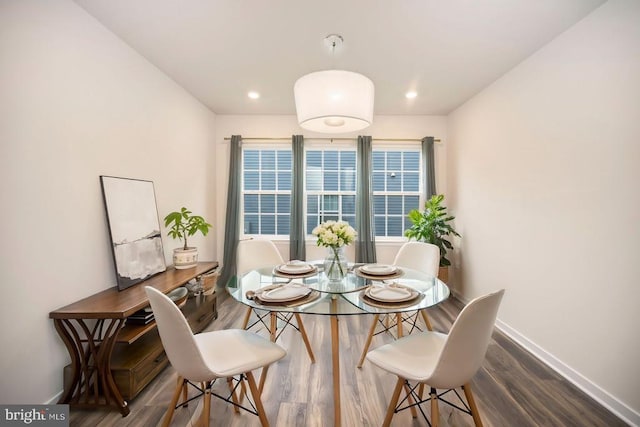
[173,247,198,269]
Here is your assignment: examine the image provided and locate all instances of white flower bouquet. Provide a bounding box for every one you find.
[312,220,357,280]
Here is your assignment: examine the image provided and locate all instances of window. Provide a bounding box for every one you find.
[305,149,357,233]
[372,149,421,237]
[242,148,292,236]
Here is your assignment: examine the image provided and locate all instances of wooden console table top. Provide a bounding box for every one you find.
[49,262,217,320]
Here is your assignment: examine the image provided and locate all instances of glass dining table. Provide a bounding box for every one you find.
[227,262,450,427]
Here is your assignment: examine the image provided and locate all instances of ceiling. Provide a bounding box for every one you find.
[73,0,605,116]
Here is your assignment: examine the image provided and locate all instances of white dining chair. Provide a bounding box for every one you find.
[145,286,286,427]
[366,289,505,427]
[357,241,440,367]
[237,238,315,364]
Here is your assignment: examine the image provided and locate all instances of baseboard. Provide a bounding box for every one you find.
[44,390,63,405]
[495,319,639,426]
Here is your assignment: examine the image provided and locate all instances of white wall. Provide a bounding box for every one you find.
[213,115,447,267]
[0,1,216,403]
[447,0,640,423]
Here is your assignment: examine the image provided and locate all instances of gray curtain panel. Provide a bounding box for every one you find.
[289,135,306,260]
[422,136,436,200]
[355,135,377,263]
[218,135,242,287]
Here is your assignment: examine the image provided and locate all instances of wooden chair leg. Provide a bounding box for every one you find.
[418,383,425,399]
[181,379,188,407]
[294,313,316,363]
[201,382,211,427]
[420,309,433,331]
[404,383,418,418]
[357,314,379,368]
[383,377,405,427]
[227,377,240,414]
[246,371,270,427]
[269,312,277,342]
[396,313,404,338]
[463,383,484,427]
[430,387,439,427]
[241,306,253,329]
[161,376,184,427]
[258,366,269,394]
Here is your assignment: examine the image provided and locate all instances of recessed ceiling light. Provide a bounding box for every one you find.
[248,91,260,99]
[405,91,418,99]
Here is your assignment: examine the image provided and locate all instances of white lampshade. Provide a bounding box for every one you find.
[294,70,375,133]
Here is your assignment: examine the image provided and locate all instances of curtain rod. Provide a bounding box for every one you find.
[223,137,442,143]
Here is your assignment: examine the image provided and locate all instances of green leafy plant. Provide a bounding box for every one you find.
[164,207,212,250]
[404,194,461,267]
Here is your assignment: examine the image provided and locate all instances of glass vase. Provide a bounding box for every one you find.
[324,246,348,282]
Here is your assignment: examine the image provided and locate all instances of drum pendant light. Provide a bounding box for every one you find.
[294,35,374,133]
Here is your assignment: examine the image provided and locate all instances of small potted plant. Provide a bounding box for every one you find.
[164,207,212,269]
[404,194,461,281]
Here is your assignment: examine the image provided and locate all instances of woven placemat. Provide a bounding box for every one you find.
[355,267,405,281]
[247,284,321,307]
[361,290,424,309]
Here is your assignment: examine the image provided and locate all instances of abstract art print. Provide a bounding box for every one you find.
[100,176,166,290]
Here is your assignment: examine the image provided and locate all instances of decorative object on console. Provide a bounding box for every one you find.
[404,194,461,280]
[100,176,166,291]
[164,207,212,269]
[294,34,374,133]
[312,220,357,282]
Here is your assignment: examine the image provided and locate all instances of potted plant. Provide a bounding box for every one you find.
[164,207,212,269]
[404,194,461,281]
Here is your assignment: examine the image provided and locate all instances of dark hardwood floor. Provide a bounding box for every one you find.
[69,293,628,426]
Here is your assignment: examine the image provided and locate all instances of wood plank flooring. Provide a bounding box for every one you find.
[69,293,628,426]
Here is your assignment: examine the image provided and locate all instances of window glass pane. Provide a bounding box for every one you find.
[244,150,259,169]
[388,217,403,236]
[307,215,319,233]
[404,152,419,171]
[373,152,385,170]
[374,217,386,237]
[404,217,413,232]
[342,195,355,215]
[277,151,291,169]
[277,215,290,235]
[405,195,420,213]
[261,194,275,213]
[374,195,386,215]
[340,171,356,191]
[307,195,318,214]
[322,195,338,211]
[306,151,322,167]
[276,194,290,214]
[387,152,402,169]
[372,172,385,191]
[341,151,356,169]
[244,171,259,190]
[244,194,259,213]
[306,170,322,190]
[278,172,291,190]
[324,172,339,191]
[244,215,259,234]
[262,151,276,169]
[388,195,403,215]
[403,172,419,192]
[342,215,355,226]
[388,174,401,191]
[322,214,339,222]
[261,171,276,190]
[261,215,275,234]
[324,151,338,169]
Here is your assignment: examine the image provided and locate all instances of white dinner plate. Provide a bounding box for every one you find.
[259,283,312,302]
[276,261,314,274]
[359,264,397,275]
[365,284,417,302]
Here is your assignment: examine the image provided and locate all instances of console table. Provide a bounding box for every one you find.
[49,262,218,416]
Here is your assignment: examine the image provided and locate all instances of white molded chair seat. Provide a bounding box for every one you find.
[366,289,505,427]
[145,286,286,427]
[357,241,441,368]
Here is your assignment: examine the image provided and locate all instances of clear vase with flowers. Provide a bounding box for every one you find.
[312,220,357,282]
